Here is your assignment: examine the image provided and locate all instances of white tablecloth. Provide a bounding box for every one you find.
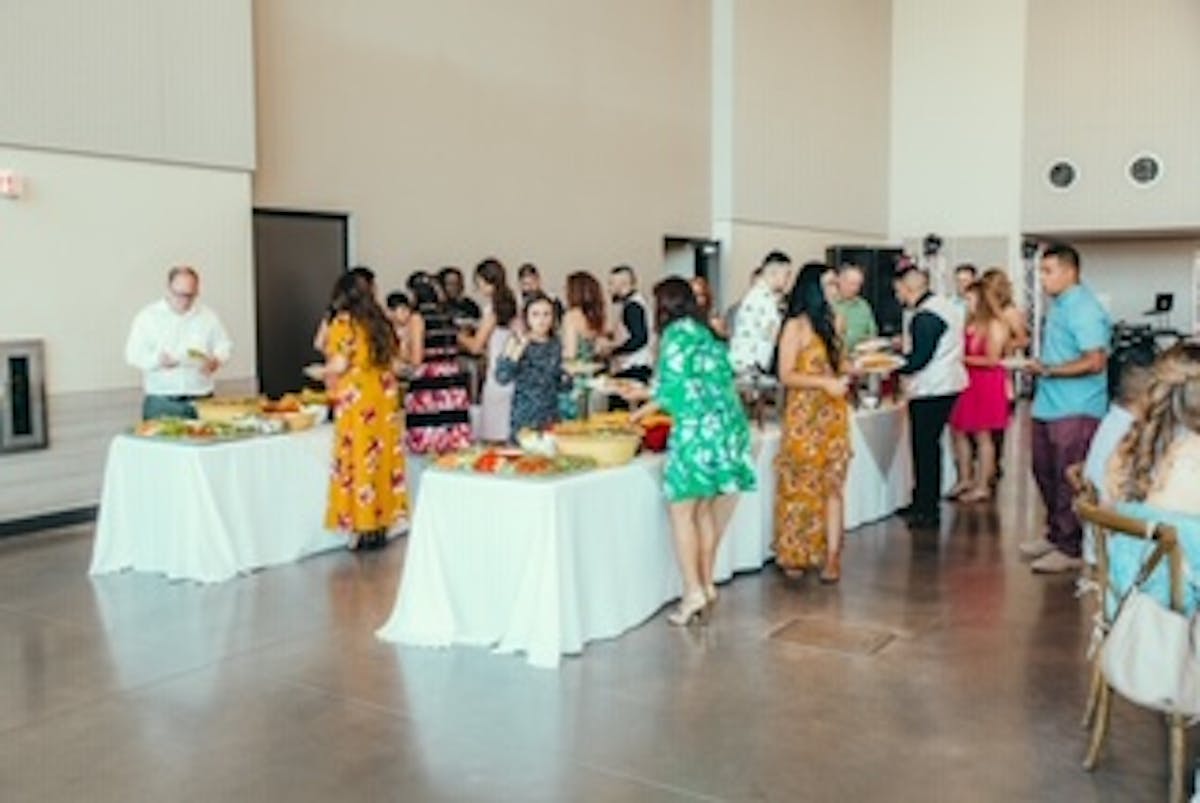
[90,427,348,583]
[378,404,953,667]
[844,403,956,528]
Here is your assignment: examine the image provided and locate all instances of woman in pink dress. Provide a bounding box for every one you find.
[948,282,1011,502]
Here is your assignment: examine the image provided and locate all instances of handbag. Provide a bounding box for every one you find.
[1101,535,1200,717]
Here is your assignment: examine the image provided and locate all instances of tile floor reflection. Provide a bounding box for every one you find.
[0,442,1182,802]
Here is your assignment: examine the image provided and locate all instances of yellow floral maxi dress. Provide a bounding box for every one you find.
[773,337,851,570]
[324,313,406,535]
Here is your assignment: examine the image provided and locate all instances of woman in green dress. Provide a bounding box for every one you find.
[624,278,757,626]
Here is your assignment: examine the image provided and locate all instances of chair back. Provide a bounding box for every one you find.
[1075,498,1185,615]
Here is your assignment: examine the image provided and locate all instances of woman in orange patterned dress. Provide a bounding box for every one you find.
[774,263,852,582]
[322,271,406,550]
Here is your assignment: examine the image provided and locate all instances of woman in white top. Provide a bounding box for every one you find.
[458,259,519,442]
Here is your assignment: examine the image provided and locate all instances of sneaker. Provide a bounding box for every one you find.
[1031,549,1084,574]
[1018,537,1055,560]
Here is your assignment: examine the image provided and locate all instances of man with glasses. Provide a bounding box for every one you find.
[125,265,233,419]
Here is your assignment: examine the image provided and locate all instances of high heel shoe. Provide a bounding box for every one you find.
[704,584,718,605]
[945,482,971,500]
[958,486,992,504]
[667,591,710,626]
[820,553,842,585]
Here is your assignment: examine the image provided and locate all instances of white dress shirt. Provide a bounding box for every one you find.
[729,281,781,374]
[124,299,233,396]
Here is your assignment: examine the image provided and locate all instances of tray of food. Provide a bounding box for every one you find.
[852,337,893,354]
[588,376,647,397]
[433,447,596,477]
[1000,356,1034,372]
[854,353,906,374]
[193,396,262,424]
[132,417,259,444]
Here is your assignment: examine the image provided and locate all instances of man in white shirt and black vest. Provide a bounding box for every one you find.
[602,265,654,410]
[894,266,967,528]
[125,265,233,420]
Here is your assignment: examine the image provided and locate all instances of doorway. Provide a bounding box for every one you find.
[253,209,349,397]
[663,235,722,299]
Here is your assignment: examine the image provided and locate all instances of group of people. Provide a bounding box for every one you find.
[314,260,760,614]
[125,239,1198,621]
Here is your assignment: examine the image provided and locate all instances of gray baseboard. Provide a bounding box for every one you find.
[0,506,97,538]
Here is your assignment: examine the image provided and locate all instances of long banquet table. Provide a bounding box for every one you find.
[90,427,351,583]
[378,403,949,668]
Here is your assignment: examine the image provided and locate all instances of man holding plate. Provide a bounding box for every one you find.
[124,265,232,420]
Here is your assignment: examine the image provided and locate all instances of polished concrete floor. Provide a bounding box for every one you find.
[0,436,1183,801]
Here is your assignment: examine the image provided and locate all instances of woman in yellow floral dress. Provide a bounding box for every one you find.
[322,271,406,550]
[774,263,852,582]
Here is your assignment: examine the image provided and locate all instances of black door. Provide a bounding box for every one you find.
[252,209,348,397]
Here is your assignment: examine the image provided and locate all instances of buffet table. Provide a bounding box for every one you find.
[379,403,950,668]
[90,427,349,583]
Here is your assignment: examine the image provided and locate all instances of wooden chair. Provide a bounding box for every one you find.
[1074,495,1188,803]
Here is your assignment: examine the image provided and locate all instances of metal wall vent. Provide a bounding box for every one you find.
[1048,160,1077,190]
[1129,154,1162,186]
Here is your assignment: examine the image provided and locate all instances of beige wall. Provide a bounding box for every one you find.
[0,0,255,170]
[712,0,892,305]
[889,0,1026,273]
[0,147,256,520]
[252,0,711,299]
[729,0,891,237]
[1022,0,1200,234]
[0,149,256,394]
[0,0,255,521]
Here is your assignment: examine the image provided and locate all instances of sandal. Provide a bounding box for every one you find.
[820,554,842,585]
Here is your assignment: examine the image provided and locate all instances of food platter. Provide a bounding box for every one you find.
[1000,356,1034,372]
[852,337,892,354]
[132,391,333,444]
[132,417,260,444]
[588,376,646,396]
[853,353,905,374]
[434,447,596,477]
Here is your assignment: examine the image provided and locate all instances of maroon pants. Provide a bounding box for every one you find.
[1031,416,1100,557]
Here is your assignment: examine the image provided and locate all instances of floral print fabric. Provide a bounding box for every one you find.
[773,337,850,570]
[654,318,757,503]
[324,314,406,534]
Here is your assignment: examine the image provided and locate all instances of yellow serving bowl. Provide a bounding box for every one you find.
[551,430,641,467]
[193,397,261,424]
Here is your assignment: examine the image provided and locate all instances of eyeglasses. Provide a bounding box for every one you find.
[169,288,197,300]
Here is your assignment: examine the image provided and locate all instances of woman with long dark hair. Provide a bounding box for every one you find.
[622,278,756,626]
[559,271,607,419]
[773,263,851,582]
[459,258,518,442]
[321,270,405,550]
[404,275,472,453]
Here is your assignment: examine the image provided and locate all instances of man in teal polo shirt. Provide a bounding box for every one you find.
[1023,243,1112,573]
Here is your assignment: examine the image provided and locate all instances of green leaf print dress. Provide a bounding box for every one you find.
[654,318,757,502]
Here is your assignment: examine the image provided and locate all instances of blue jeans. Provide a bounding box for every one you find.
[142,395,206,420]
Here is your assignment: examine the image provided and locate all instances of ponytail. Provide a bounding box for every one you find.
[1109,343,1200,501]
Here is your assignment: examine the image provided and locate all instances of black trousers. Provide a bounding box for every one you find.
[908,394,959,516]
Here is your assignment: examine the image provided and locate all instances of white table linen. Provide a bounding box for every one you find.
[378,404,953,668]
[90,427,348,583]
